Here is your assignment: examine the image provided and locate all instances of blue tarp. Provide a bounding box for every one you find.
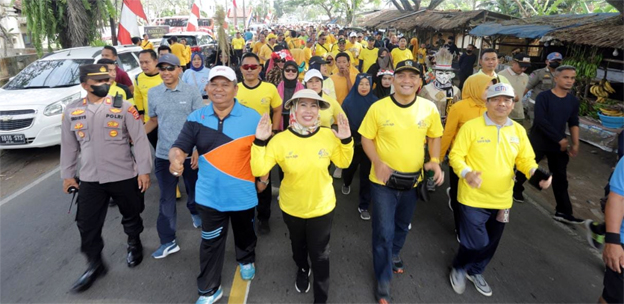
[469,13,620,38]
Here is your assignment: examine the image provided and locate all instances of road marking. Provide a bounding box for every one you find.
[228,265,250,304]
[0,166,60,207]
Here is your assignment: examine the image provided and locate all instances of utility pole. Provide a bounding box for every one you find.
[109,0,119,45]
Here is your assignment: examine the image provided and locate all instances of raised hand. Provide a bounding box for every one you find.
[256,113,272,141]
[332,113,352,140]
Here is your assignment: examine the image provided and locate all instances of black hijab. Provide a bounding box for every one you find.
[282,61,299,89]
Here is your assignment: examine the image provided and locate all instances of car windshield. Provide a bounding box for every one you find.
[3,59,93,90]
[160,36,199,46]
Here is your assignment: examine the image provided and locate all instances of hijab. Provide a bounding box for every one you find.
[282,61,300,89]
[309,61,328,80]
[462,74,495,107]
[289,100,321,135]
[373,72,392,99]
[342,73,378,134]
[376,48,392,70]
[190,52,204,72]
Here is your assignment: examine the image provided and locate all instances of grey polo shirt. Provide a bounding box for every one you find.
[148,81,205,159]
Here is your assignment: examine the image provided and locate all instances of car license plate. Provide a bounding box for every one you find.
[0,134,26,145]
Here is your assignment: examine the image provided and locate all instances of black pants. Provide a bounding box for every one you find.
[147,126,158,150]
[256,178,273,222]
[449,166,461,237]
[234,49,243,66]
[76,176,144,262]
[514,149,573,215]
[196,205,256,295]
[342,144,372,210]
[283,210,334,304]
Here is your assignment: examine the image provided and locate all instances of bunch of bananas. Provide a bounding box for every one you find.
[591,79,616,103]
[600,108,624,117]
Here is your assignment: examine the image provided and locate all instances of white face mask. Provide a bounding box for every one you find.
[435,70,455,85]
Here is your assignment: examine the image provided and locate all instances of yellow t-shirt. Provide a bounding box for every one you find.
[359,47,378,73]
[358,96,444,185]
[141,40,154,50]
[108,82,133,105]
[345,41,362,66]
[314,43,331,57]
[258,43,275,65]
[327,34,337,45]
[133,72,163,122]
[417,48,427,64]
[184,45,191,64]
[252,41,266,54]
[232,37,245,50]
[251,128,354,218]
[449,115,538,209]
[170,43,187,66]
[303,47,313,66]
[391,48,414,68]
[329,66,358,104]
[236,82,282,117]
[319,93,344,128]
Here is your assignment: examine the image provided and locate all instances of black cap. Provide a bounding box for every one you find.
[309,56,328,65]
[513,53,531,68]
[394,60,422,75]
[338,38,346,44]
[80,64,110,81]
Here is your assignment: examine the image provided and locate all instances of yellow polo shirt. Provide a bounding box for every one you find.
[170,43,187,66]
[232,37,245,50]
[449,114,538,209]
[251,128,354,218]
[359,95,443,185]
[258,43,276,65]
[133,72,163,122]
[359,47,378,73]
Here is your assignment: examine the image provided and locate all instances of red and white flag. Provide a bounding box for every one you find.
[233,0,238,7]
[187,0,200,31]
[118,0,147,45]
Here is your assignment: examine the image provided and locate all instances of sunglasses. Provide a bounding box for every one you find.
[158,65,177,72]
[284,68,297,73]
[241,64,260,71]
[326,59,333,62]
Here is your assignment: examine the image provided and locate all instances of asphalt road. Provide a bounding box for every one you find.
[0,160,606,304]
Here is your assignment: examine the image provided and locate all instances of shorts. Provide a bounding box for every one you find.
[602,245,624,303]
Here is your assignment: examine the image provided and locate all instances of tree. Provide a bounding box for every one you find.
[22,0,113,55]
[388,0,445,12]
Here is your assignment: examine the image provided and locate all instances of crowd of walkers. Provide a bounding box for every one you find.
[59,25,623,304]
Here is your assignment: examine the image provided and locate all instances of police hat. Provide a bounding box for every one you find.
[394,60,422,75]
[80,64,110,82]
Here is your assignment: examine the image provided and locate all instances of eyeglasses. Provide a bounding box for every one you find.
[241,64,260,71]
[284,68,297,73]
[158,65,177,72]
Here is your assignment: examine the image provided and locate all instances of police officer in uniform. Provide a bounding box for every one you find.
[60,64,153,292]
[524,52,563,121]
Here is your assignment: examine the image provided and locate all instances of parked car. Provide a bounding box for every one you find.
[160,32,217,63]
[0,45,142,149]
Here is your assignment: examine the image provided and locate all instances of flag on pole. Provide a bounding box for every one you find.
[187,0,200,31]
[246,7,254,28]
[118,0,148,45]
[233,0,238,8]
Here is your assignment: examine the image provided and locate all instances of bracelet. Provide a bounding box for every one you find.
[605,232,621,244]
[257,179,269,185]
[430,157,440,164]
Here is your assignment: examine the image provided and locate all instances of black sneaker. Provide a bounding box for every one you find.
[585,220,605,250]
[295,268,310,293]
[258,220,270,235]
[512,192,524,203]
[553,212,585,225]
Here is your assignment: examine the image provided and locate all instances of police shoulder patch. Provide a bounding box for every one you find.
[128,106,140,120]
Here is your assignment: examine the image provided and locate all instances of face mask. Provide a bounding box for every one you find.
[90,83,110,98]
[549,61,561,69]
[466,50,472,54]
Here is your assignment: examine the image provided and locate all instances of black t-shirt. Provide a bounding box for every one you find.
[458,53,477,76]
[530,90,580,152]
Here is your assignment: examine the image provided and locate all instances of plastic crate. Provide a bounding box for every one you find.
[598,113,624,129]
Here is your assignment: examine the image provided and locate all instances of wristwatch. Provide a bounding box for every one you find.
[257,178,269,185]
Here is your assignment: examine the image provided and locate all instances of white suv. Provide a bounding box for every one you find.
[0,45,143,149]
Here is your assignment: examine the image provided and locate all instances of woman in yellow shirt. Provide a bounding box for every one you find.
[440,73,495,239]
[251,89,353,303]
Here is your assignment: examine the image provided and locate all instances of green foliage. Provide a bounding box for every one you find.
[90,39,108,47]
[22,0,112,56]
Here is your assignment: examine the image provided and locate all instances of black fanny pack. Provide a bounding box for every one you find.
[386,171,421,191]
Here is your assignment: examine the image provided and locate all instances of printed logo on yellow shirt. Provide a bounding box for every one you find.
[286,151,299,159]
[382,120,394,127]
[417,120,428,129]
[318,149,329,158]
[261,98,269,104]
[477,137,491,143]
[509,136,520,144]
